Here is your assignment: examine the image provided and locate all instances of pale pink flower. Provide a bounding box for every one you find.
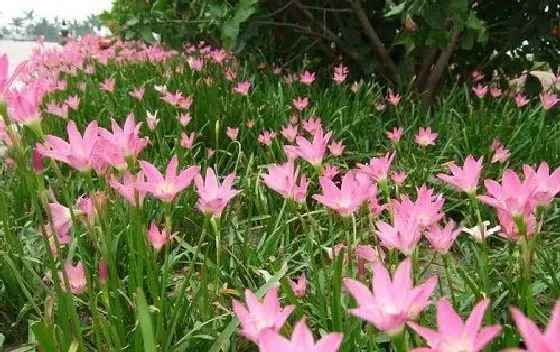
[146,110,159,130]
[293,96,309,111]
[472,84,488,98]
[437,155,483,194]
[284,128,331,167]
[497,210,536,242]
[302,117,323,134]
[179,113,192,126]
[232,286,294,343]
[490,86,502,98]
[313,173,370,216]
[472,70,484,81]
[6,83,43,125]
[289,114,299,124]
[510,299,560,352]
[425,220,461,254]
[147,222,169,251]
[281,123,298,143]
[137,155,199,202]
[258,131,276,146]
[234,81,251,96]
[261,158,308,202]
[300,70,316,85]
[109,171,147,207]
[100,78,116,92]
[246,119,255,128]
[258,319,342,352]
[128,87,145,100]
[415,127,438,146]
[540,92,559,110]
[77,193,106,224]
[408,299,501,352]
[344,258,437,335]
[98,258,108,284]
[59,262,87,294]
[194,168,240,218]
[351,81,360,93]
[49,202,73,238]
[523,162,560,208]
[332,64,348,84]
[188,57,204,71]
[375,102,386,111]
[366,183,385,216]
[224,69,237,81]
[355,245,385,276]
[391,185,445,229]
[387,91,401,106]
[64,95,80,110]
[391,171,407,185]
[44,101,68,119]
[288,273,307,297]
[376,209,421,255]
[387,127,404,142]
[210,49,227,63]
[478,169,535,219]
[322,164,339,179]
[226,127,239,141]
[181,132,195,149]
[357,152,395,182]
[272,65,282,75]
[78,82,87,91]
[328,140,345,156]
[98,113,148,161]
[207,148,215,158]
[515,94,530,108]
[284,73,298,84]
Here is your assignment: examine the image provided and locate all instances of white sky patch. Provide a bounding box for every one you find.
[0,0,112,24]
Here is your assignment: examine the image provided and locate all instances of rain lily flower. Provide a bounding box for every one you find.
[391,185,445,229]
[146,110,159,130]
[300,70,315,85]
[181,132,195,149]
[425,220,462,254]
[293,96,309,111]
[281,123,298,143]
[98,113,148,161]
[188,57,204,71]
[128,87,145,100]
[285,72,298,84]
[391,171,407,185]
[472,84,488,98]
[59,262,87,294]
[37,121,99,172]
[64,95,80,110]
[332,64,348,84]
[515,94,530,108]
[302,117,323,134]
[344,258,437,335]
[490,86,502,98]
[328,140,345,156]
[6,82,43,126]
[234,81,251,96]
[375,102,386,111]
[226,127,239,141]
[258,319,342,352]
[461,221,501,242]
[224,69,237,81]
[289,114,299,124]
[44,102,69,119]
[322,164,339,179]
[109,171,147,207]
[100,78,116,92]
[179,113,192,126]
[357,152,395,182]
[408,298,501,352]
[367,183,386,216]
[258,131,276,146]
[387,91,401,106]
[497,210,536,242]
[77,193,106,224]
[523,162,560,208]
[437,155,483,194]
[387,127,404,142]
[261,158,308,202]
[147,222,169,251]
[98,259,108,284]
[284,128,332,167]
[355,245,385,275]
[415,127,438,146]
[376,209,421,255]
[350,81,360,93]
[232,286,295,343]
[137,155,199,202]
[540,93,559,110]
[288,273,307,297]
[194,168,240,218]
[510,299,560,352]
[272,65,282,75]
[49,202,73,238]
[472,70,484,81]
[313,173,370,216]
[246,119,255,128]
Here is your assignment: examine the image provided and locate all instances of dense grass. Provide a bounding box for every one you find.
[1,38,559,351]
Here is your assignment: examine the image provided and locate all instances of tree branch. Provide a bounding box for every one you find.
[415,46,439,92]
[347,0,399,83]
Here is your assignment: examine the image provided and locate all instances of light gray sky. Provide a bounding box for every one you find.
[0,0,112,24]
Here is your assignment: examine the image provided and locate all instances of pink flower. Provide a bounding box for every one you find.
[313,173,370,217]
[472,70,484,81]
[387,91,401,106]
[472,84,488,98]
[387,127,404,142]
[510,299,560,352]
[258,131,276,146]
[232,286,294,343]
[344,258,437,335]
[281,123,298,143]
[391,171,407,185]
[322,164,339,179]
[137,155,199,202]
[226,127,239,141]
[109,171,147,207]
[289,114,299,124]
[181,132,195,149]
[234,81,251,96]
[146,110,159,130]
[49,202,73,238]
[128,87,145,100]
[6,83,43,125]
[98,113,148,161]
[44,101,69,119]
[100,78,116,92]
[284,73,298,84]
[284,128,332,167]
[357,152,395,182]
[366,183,385,216]
[293,96,309,111]
[224,69,237,81]
[425,220,461,254]
[288,273,307,297]
[515,94,530,108]
[188,57,204,71]
[37,121,99,172]
[415,127,438,146]
[351,81,360,93]
[391,185,445,229]
[246,119,256,128]
[258,319,342,352]
[437,155,483,194]
[376,210,421,255]
[523,162,560,208]
[302,117,323,134]
[178,113,192,127]
[300,70,316,85]
[59,262,87,294]
[332,64,348,84]
[272,65,282,75]
[147,222,169,251]
[491,141,510,164]
[98,258,108,284]
[77,193,106,224]
[194,168,240,218]
[64,95,80,110]
[490,86,502,98]
[497,210,536,242]
[375,102,386,111]
[328,140,345,156]
[261,158,308,202]
[540,92,559,110]
[478,169,535,219]
[408,299,501,352]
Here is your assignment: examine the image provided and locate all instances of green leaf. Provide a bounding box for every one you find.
[140,28,156,44]
[124,30,135,41]
[98,12,114,22]
[450,0,468,13]
[220,0,258,50]
[0,333,4,348]
[383,3,405,17]
[135,288,157,352]
[31,321,57,352]
[460,32,474,50]
[125,16,140,26]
